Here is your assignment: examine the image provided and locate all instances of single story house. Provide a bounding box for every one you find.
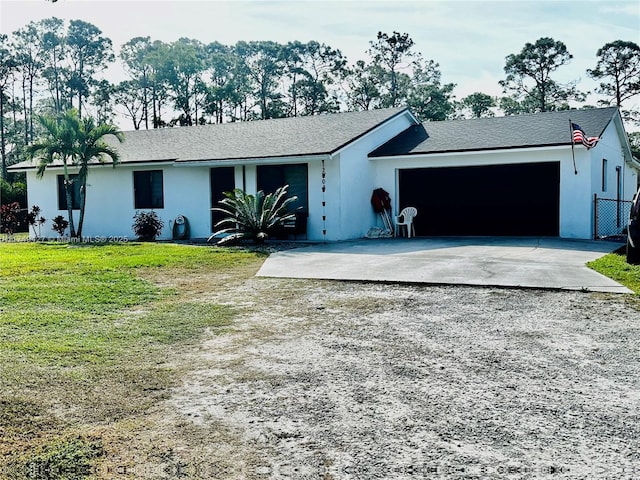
[10,106,638,241]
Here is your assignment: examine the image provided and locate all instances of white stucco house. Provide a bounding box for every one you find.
[10,106,638,241]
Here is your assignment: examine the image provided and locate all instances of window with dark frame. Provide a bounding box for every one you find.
[602,159,608,192]
[57,174,81,210]
[134,170,164,209]
[256,164,308,213]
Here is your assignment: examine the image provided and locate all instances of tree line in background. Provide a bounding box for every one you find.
[1,18,639,190]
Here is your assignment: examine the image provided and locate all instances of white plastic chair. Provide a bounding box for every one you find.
[395,207,418,238]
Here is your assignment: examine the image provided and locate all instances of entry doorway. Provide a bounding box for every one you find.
[210,167,235,233]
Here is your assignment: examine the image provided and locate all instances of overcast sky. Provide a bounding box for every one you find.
[1,0,639,116]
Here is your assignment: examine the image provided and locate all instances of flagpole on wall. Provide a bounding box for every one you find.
[569,119,578,175]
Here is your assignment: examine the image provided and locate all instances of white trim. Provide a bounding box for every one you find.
[369,144,569,161]
[331,109,420,157]
[9,160,177,172]
[173,154,330,167]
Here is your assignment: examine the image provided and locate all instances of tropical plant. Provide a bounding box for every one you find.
[132,210,164,241]
[74,115,123,237]
[51,214,68,237]
[27,110,82,237]
[209,185,298,245]
[26,109,123,238]
[0,201,21,236]
[26,204,46,238]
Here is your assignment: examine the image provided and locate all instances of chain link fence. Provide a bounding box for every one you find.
[594,195,631,241]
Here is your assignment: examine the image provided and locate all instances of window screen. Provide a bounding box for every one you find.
[134,170,164,209]
[57,174,81,210]
[256,164,308,213]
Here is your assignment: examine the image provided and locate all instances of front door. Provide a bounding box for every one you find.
[210,167,235,233]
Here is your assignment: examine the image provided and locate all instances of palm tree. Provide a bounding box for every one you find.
[75,116,123,237]
[27,109,124,238]
[27,110,82,237]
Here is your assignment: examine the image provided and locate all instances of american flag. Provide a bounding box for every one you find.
[571,122,599,149]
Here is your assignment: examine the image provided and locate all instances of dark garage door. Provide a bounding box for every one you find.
[398,162,560,236]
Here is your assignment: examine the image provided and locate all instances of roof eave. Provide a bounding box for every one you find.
[369,143,570,159]
[10,159,178,172]
[174,153,330,167]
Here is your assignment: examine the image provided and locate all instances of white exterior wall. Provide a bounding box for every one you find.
[589,120,637,201]
[26,169,62,235]
[23,112,633,243]
[27,163,214,240]
[335,115,417,240]
[307,156,337,241]
[560,147,592,238]
[372,146,598,240]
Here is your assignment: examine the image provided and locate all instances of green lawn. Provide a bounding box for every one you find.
[0,241,264,478]
[2,240,635,478]
[587,247,640,294]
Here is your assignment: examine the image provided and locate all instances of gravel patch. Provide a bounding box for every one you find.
[168,279,640,479]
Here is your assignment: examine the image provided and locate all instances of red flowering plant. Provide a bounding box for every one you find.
[0,202,21,237]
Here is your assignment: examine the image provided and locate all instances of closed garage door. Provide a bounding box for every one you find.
[398,162,560,236]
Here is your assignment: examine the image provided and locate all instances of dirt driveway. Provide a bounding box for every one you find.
[153,273,640,479]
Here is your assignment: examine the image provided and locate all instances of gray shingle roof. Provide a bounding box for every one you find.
[10,107,409,170]
[369,107,619,157]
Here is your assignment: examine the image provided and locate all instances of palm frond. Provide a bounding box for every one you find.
[208,185,300,244]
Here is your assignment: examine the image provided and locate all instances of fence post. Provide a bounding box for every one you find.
[593,193,598,240]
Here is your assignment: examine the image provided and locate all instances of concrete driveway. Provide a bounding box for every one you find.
[257,237,630,293]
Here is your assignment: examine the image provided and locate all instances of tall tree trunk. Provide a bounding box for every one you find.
[390,68,397,107]
[11,82,18,140]
[152,84,158,128]
[28,73,34,142]
[0,88,6,180]
[22,76,28,145]
[194,92,198,125]
[143,71,149,129]
[62,162,76,237]
[77,58,84,119]
[77,181,86,238]
[291,71,298,117]
[53,47,61,113]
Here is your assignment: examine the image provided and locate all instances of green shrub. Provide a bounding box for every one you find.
[132,211,164,241]
[209,185,298,245]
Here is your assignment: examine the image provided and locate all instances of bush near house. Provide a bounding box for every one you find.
[0,201,22,235]
[132,210,164,241]
[210,185,298,245]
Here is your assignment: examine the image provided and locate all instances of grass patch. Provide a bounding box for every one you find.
[0,242,264,478]
[14,436,105,480]
[587,247,640,294]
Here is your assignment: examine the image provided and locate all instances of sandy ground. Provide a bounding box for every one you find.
[139,274,640,479]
